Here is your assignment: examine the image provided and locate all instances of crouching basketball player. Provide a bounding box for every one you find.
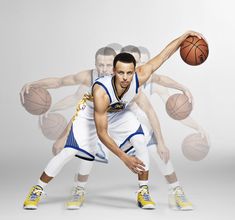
[23,30,204,210]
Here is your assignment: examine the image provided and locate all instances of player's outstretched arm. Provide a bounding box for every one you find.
[137,31,205,86]
[151,74,193,103]
[49,84,89,112]
[20,70,91,104]
[134,92,169,163]
[93,85,145,174]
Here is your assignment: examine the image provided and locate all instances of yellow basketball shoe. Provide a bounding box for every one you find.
[23,185,44,210]
[137,185,155,209]
[66,186,85,210]
[168,186,193,211]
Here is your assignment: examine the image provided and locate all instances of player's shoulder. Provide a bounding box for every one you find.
[92,83,110,104]
[95,74,112,82]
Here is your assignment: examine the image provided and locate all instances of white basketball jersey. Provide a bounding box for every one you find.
[91,73,139,113]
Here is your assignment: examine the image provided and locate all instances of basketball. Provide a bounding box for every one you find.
[180,36,209,65]
[39,113,68,140]
[182,133,210,161]
[166,93,192,120]
[22,87,52,115]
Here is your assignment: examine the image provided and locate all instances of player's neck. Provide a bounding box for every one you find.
[113,76,128,99]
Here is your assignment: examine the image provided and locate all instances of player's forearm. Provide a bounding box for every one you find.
[135,93,166,145]
[58,119,73,139]
[146,109,165,145]
[29,77,62,89]
[154,75,188,93]
[50,94,84,112]
[148,33,190,72]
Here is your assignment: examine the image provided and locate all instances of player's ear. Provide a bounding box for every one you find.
[113,67,116,73]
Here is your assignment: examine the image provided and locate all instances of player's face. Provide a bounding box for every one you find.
[95,55,114,76]
[113,61,135,89]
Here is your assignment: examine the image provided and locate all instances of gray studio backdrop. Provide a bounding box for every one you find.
[1,0,235,219]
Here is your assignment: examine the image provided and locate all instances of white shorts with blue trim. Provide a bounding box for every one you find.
[64,108,144,161]
[86,123,157,163]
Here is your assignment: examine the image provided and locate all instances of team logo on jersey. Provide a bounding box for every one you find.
[107,101,127,112]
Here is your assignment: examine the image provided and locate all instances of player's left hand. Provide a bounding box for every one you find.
[157,144,170,163]
[183,30,207,44]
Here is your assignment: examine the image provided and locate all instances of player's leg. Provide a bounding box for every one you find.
[23,147,78,210]
[148,145,193,210]
[24,115,96,210]
[130,134,155,209]
[66,159,94,210]
[66,139,109,210]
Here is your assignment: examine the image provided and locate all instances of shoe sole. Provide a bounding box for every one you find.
[23,205,37,210]
[67,206,81,210]
[138,202,155,209]
[169,204,193,211]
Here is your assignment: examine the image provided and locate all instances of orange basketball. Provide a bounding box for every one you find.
[166,93,192,120]
[180,36,209,65]
[40,113,67,140]
[182,133,210,161]
[22,87,51,115]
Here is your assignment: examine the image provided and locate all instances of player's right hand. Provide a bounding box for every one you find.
[122,155,145,174]
[183,88,194,106]
[20,83,33,104]
[52,140,64,155]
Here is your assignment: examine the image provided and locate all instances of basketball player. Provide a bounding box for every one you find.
[21,46,195,211]
[22,30,205,210]
[20,44,177,210]
[65,45,202,211]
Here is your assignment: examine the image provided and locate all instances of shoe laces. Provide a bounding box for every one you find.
[174,187,187,202]
[138,186,151,201]
[29,186,44,201]
[71,186,85,201]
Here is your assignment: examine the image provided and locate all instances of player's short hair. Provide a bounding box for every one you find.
[106,43,122,52]
[95,47,116,60]
[121,45,141,57]
[113,53,136,68]
[138,46,151,59]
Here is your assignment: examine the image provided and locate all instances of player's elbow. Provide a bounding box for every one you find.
[54,79,62,88]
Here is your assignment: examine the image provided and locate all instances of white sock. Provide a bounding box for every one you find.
[169,181,180,190]
[139,180,148,188]
[37,179,47,189]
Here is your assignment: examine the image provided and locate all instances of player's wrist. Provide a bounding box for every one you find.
[119,153,128,162]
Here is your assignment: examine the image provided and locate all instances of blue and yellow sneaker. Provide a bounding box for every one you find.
[168,186,193,210]
[137,185,155,209]
[23,185,44,210]
[66,186,85,210]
